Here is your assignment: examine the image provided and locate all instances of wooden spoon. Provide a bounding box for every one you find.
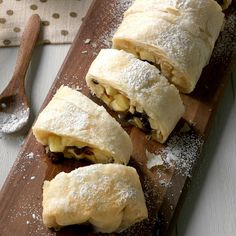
[0,14,40,133]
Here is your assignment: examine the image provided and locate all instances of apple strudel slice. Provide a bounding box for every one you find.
[43,164,148,233]
[32,86,132,165]
[112,0,224,93]
[86,49,185,143]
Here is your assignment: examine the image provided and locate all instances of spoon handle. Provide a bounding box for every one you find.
[12,14,41,85]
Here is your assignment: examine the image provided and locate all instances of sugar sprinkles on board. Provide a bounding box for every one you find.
[147,130,204,177]
[162,131,203,177]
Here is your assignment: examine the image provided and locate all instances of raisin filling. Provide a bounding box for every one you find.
[69,146,93,156]
[91,81,152,134]
[216,0,224,5]
[46,146,94,163]
[92,79,99,84]
[47,150,64,164]
[126,111,152,134]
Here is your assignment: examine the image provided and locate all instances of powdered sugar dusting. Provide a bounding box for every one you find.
[150,130,204,177]
[0,108,29,133]
[38,100,89,135]
[122,58,166,93]
[123,130,203,234]
[7,196,54,236]
[121,176,159,236]
[9,151,41,186]
[211,8,236,64]
[99,0,133,47]
[71,165,138,205]
[46,164,144,232]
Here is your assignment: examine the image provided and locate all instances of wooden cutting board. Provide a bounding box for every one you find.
[0,1,236,235]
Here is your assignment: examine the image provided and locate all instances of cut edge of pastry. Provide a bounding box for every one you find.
[32,86,132,165]
[35,131,116,164]
[87,78,167,142]
[112,38,194,93]
[86,49,185,143]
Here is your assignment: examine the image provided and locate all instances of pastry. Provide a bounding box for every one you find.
[86,49,185,143]
[216,0,232,9]
[112,0,224,93]
[42,164,148,233]
[32,86,132,164]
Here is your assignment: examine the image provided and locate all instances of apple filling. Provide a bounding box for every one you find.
[113,41,191,92]
[90,79,163,140]
[45,135,113,163]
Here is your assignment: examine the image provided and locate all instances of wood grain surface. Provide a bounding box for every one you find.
[0,1,236,236]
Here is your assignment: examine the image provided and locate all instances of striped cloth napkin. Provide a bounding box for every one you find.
[0,0,93,47]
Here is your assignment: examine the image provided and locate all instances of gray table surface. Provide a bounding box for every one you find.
[1,5,236,236]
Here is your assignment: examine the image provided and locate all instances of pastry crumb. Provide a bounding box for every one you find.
[74,85,82,91]
[26,152,34,159]
[91,42,97,48]
[146,150,163,169]
[180,122,191,133]
[84,38,91,44]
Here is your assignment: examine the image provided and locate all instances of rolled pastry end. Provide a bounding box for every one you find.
[112,0,224,93]
[86,49,185,143]
[33,86,132,165]
[42,164,148,233]
[112,38,194,93]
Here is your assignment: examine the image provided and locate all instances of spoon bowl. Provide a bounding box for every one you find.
[0,14,40,134]
[0,95,29,133]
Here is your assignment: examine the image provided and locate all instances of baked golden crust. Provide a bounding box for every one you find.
[86,49,185,143]
[32,86,132,164]
[112,0,224,93]
[42,164,148,233]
